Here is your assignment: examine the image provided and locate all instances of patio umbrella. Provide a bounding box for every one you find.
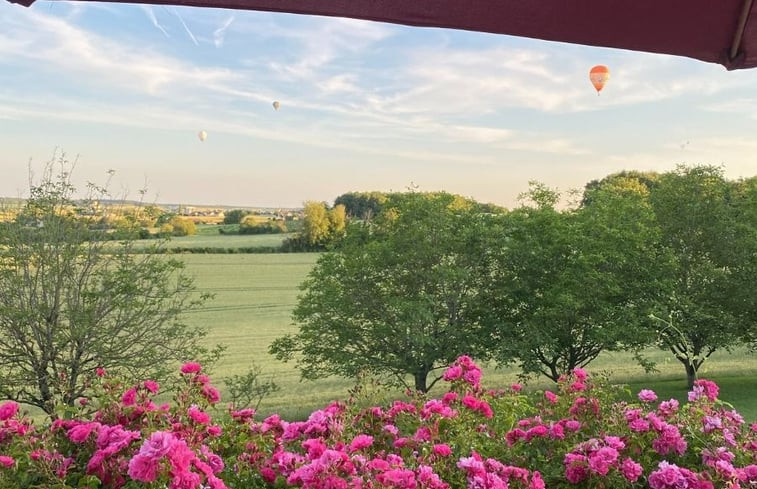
[6,0,757,70]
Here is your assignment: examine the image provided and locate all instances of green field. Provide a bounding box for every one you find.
[130,232,293,250]
[180,253,757,421]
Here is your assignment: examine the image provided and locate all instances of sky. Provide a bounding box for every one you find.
[2,2,757,209]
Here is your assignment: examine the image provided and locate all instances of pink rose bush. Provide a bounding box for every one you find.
[0,357,755,488]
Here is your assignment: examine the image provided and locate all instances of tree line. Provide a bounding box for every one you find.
[271,165,757,391]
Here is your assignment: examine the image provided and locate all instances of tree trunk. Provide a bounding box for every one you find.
[413,370,428,393]
[685,362,697,390]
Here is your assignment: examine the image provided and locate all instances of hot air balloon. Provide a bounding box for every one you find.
[272,101,280,110]
[589,65,610,94]
[198,130,207,142]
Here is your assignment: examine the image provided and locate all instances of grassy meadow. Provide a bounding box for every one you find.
[163,232,292,250]
[179,252,757,422]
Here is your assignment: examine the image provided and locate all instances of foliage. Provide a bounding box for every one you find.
[167,216,198,236]
[0,161,218,415]
[333,191,389,220]
[270,192,502,392]
[0,357,755,489]
[223,209,252,225]
[284,202,347,251]
[487,182,669,381]
[239,217,288,235]
[223,363,280,411]
[647,165,757,387]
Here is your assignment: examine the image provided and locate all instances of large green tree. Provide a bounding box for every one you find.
[269,192,501,392]
[487,182,667,381]
[0,163,216,415]
[647,165,757,387]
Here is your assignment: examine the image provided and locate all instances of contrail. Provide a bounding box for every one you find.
[172,7,199,46]
[141,5,169,38]
[214,15,235,48]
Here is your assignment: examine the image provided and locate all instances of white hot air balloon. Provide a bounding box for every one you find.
[272,101,280,111]
[198,130,208,142]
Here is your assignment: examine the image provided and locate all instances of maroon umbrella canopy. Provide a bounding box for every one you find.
[7,0,757,70]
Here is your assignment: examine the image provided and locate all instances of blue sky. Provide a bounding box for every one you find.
[2,2,757,208]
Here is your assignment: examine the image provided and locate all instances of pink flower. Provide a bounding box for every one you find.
[525,425,549,441]
[506,428,526,446]
[201,385,221,404]
[648,461,687,489]
[67,422,101,443]
[180,362,202,374]
[0,402,19,421]
[638,389,658,402]
[143,380,159,394]
[544,391,558,404]
[572,367,588,381]
[689,379,719,402]
[0,456,14,468]
[348,434,374,452]
[121,388,137,406]
[231,408,255,421]
[433,444,452,457]
[658,399,679,417]
[128,431,177,483]
[188,405,211,425]
[569,381,586,392]
[587,446,618,475]
[441,392,459,404]
[530,470,545,489]
[462,368,482,387]
[443,365,463,381]
[510,383,523,392]
[95,367,106,377]
[564,453,588,484]
[620,458,643,482]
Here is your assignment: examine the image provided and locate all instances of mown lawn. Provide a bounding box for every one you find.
[180,253,757,421]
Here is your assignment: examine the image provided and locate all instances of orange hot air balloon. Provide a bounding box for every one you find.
[589,65,610,94]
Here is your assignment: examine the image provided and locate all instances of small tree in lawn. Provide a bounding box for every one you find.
[0,158,218,416]
[270,192,502,392]
[487,182,668,381]
[648,165,757,388]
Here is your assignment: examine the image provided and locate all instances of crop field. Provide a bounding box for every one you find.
[180,253,757,421]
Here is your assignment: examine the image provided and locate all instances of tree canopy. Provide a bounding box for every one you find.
[269,192,501,392]
[485,182,668,381]
[646,165,757,387]
[0,162,217,415]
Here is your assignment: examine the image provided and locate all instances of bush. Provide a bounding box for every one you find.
[0,359,754,488]
[239,219,288,235]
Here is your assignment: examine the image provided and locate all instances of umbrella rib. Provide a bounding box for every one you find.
[730,0,755,60]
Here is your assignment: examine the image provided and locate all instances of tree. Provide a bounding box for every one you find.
[269,192,499,392]
[223,209,251,225]
[169,217,197,236]
[648,165,757,388]
[301,201,331,247]
[0,162,217,415]
[328,204,347,238]
[333,191,388,220]
[487,182,667,381]
[239,217,288,235]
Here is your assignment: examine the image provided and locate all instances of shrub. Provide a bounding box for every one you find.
[0,359,754,488]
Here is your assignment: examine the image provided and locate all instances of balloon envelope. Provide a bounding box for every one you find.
[272,101,280,110]
[198,130,207,141]
[589,65,610,92]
